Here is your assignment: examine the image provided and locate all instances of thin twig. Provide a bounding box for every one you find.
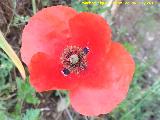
[111,0,122,16]
[57,91,74,120]
[55,111,63,120]
[0,93,16,100]
[84,116,89,120]
[107,0,114,7]
[1,2,18,15]
[4,0,17,36]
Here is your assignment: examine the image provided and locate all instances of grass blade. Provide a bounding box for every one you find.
[0,30,26,79]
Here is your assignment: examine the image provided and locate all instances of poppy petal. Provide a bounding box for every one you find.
[29,52,80,92]
[68,12,112,88]
[21,6,77,65]
[69,12,112,56]
[70,86,128,116]
[70,42,135,115]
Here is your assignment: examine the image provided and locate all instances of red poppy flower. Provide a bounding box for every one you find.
[20,5,135,116]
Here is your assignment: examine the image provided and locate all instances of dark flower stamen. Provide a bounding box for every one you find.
[62,68,70,76]
[83,47,89,54]
[61,46,89,75]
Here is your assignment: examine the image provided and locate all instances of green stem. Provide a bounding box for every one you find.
[32,0,37,14]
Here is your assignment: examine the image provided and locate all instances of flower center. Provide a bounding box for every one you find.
[69,54,79,64]
[61,46,89,76]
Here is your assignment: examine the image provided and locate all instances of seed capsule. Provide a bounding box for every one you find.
[61,46,89,75]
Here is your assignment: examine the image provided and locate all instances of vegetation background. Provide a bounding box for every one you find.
[0,0,160,120]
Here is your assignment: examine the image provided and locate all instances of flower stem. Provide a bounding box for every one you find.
[31,0,37,14]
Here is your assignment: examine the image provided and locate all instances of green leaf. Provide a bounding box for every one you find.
[0,111,8,120]
[0,30,26,79]
[97,6,111,14]
[0,52,13,86]
[123,42,135,54]
[0,102,12,120]
[22,109,40,120]
[16,78,40,105]
[26,95,40,105]
[0,101,7,111]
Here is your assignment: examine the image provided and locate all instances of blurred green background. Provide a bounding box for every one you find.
[0,0,160,120]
